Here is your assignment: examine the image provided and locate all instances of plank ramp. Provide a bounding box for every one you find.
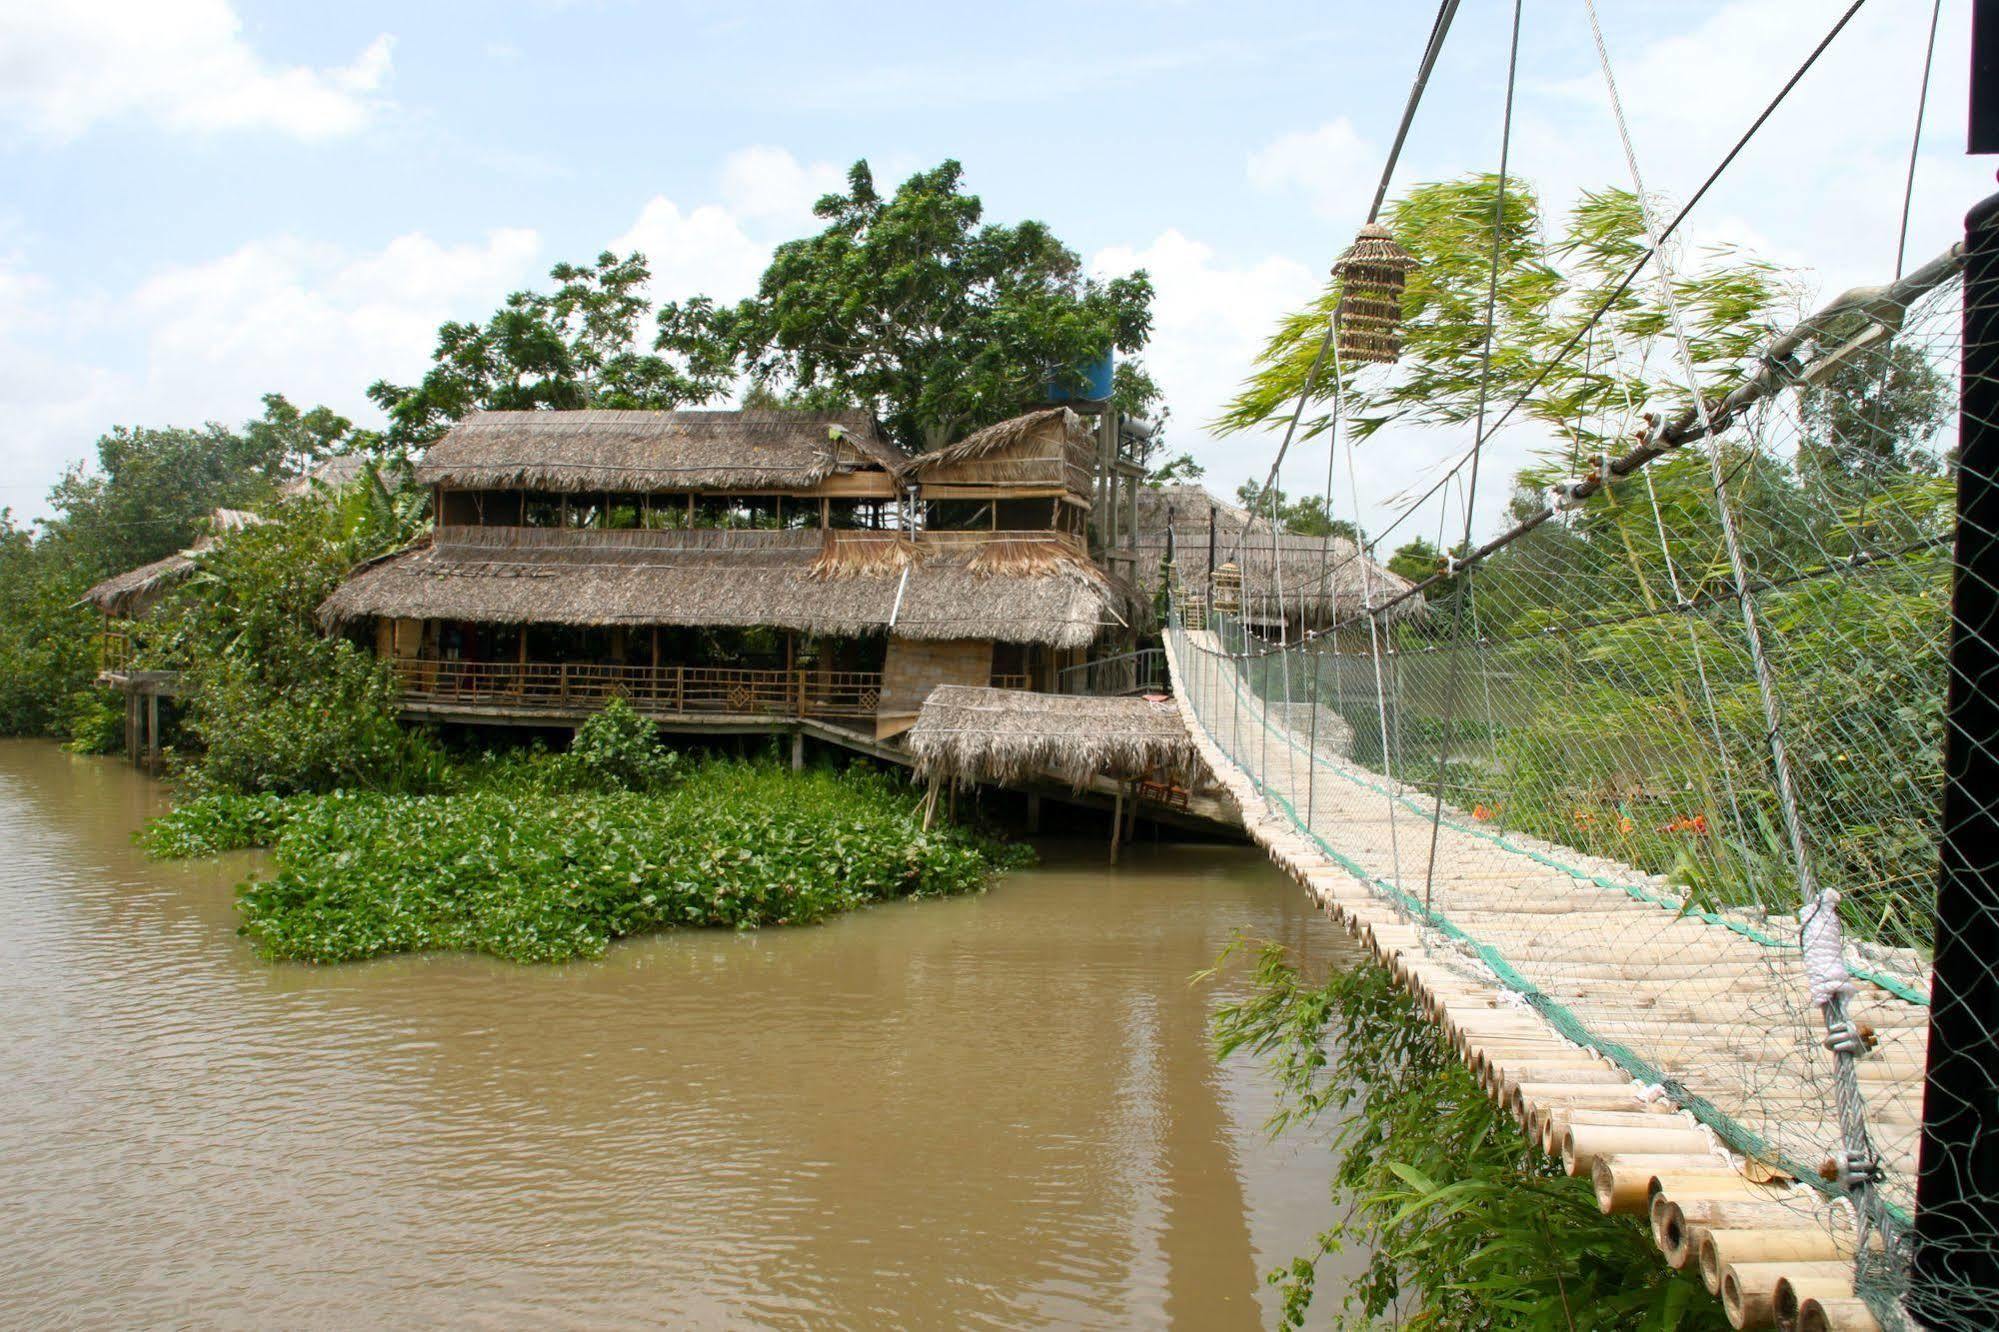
[1164,627,1925,1329]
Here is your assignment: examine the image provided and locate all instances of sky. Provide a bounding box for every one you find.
[1,0,1989,544]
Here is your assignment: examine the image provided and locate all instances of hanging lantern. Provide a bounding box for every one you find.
[1332,223,1419,366]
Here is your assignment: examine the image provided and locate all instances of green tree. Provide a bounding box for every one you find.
[658,159,1160,452]
[1234,481,1359,540]
[242,393,382,474]
[43,423,279,577]
[1388,536,1442,584]
[150,468,438,795]
[0,512,96,736]
[369,251,731,451]
[1145,452,1206,487]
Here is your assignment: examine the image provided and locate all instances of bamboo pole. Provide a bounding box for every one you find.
[1592,1154,1749,1212]
[1795,1297,1880,1332]
[1654,1197,1840,1267]
[1700,1229,1854,1296]
[1720,1262,1853,1330]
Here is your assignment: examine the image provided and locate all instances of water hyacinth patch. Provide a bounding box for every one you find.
[148,758,1026,964]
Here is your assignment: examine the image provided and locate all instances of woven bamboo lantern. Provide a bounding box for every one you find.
[1332,223,1419,365]
[1212,561,1242,613]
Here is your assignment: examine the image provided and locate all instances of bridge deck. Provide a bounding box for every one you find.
[1166,626,1927,1319]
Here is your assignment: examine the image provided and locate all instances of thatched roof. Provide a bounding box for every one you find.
[906,685,1195,787]
[415,410,904,492]
[1130,485,1425,628]
[82,551,196,618]
[279,454,371,498]
[80,507,267,618]
[907,407,1080,472]
[904,407,1095,498]
[320,529,1128,650]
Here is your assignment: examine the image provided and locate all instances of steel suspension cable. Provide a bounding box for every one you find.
[1421,0,1522,913]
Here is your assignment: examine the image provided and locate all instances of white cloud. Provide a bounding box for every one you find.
[1247,117,1377,222]
[1,147,855,520]
[612,148,849,305]
[0,229,540,518]
[0,0,393,142]
[719,146,845,227]
[1092,230,1319,487]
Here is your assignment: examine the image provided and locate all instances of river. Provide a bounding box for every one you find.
[0,740,1363,1329]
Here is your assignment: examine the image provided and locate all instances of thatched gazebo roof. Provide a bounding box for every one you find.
[80,507,266,618]
[1130,485,1424,629]
[82,551,196,618]
[320,529,1128,650]
[906,685,1196,788]
[415,409,905,493]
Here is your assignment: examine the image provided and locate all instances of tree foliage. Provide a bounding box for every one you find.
[368,250,734,451]
[658,159,1160,452]
[1220,178,1789,454]
[1210,944,1725,1330]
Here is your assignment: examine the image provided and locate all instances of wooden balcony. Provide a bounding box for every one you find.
[392,660,885,722]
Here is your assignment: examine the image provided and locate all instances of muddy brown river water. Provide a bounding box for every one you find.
[0,740,1363,1329]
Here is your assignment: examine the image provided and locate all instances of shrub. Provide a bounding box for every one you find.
[1211,944,1726,1330]
[559,697,678,791]
[62,687,127,755]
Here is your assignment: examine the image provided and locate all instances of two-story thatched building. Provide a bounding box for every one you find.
[319,408,1136,741]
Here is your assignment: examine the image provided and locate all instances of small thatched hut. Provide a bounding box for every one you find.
[906,684,1194,789]
[81,507,265,619]
[1130,485,1424,634]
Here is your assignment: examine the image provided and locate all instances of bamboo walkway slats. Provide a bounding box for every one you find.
[1161,630,1928,1330]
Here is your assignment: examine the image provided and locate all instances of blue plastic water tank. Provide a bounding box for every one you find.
[1043,351,1115,404]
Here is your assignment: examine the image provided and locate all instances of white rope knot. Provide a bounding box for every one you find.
[1801,889,1856,1008]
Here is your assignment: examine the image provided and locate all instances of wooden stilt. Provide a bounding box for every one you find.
[1026,792,1042,835]
[790,729,804,772]
[1110,788,1124,865]
[145,691,160,770]
[922,775,940,830]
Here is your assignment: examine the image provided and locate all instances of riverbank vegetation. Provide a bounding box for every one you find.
[149,701,1025,964]
[1211,942,1727,1331]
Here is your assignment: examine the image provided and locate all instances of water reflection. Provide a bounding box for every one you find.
[0,740,1360,1328]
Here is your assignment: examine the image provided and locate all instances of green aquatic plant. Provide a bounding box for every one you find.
[148,758,1026,964]
[1209,942,1726,1330]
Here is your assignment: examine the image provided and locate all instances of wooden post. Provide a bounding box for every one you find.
[1109,786,1124,865]
[674,665,684,714]
[946,778,957,825]
[124,689,138,763]
[791,730,804,772]
[145,690,160,770]
[922,774,941,830]
[1026,792,1042,835]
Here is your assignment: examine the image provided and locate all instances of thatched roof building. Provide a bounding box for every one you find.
[415,409,904,492]
[81,508,265,618]
[906,684,1194,787]
[1130,485,1424,630]
[902,407,1095,500]
[320,528,1127,650]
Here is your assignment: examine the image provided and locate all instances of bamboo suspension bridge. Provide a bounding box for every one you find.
[1125,2,1999,1327]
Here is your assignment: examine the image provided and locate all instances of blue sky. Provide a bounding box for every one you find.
[2,0,1987,539]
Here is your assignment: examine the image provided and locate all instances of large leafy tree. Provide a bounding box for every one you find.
[658,160,1161,452]
[369,251,731,451]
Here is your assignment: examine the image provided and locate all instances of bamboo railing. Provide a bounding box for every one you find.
[392,660,884,719]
